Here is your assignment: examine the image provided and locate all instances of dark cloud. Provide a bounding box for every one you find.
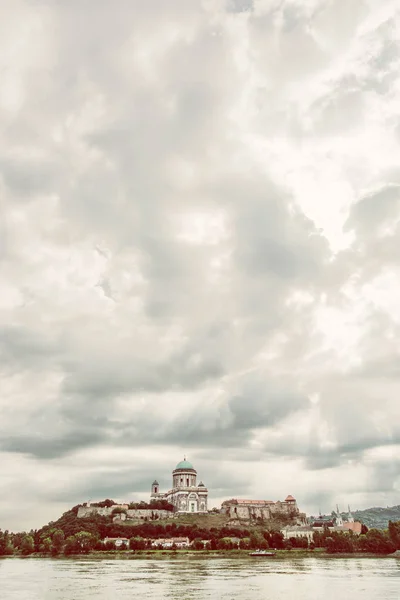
[0,430,105,461]
[229,376,309,429]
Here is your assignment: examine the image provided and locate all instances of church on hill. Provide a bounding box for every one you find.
[150,458,208,514]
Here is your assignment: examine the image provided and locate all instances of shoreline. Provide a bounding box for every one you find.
[3,549,400,560]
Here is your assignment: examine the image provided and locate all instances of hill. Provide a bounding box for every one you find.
[352,505,400,530]
[29,504,275,547]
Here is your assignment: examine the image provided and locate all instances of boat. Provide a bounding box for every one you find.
[249,550,276,557]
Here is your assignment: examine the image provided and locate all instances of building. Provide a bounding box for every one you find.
[282,525,314,542]
[221,495,304,522]
[150,458,208,514]
[150,537,190,549]
[283,506,362,541]
[103,537,129,548]
[309,506,362,535]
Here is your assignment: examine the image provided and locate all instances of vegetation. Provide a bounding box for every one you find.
[128,500,174,512]
[311,523,399,554]
[89,499,115,508]
[0,530,13,556]
[352,505,400,530]
[1,500,400,557]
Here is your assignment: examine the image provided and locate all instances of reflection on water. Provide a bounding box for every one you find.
[0,556,399,600]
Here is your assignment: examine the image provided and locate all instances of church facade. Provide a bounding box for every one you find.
[150,458,208,514]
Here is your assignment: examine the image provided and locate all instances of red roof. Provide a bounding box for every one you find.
[285,495,296,501]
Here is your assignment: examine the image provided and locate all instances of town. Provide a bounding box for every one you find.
[75,458,368,551]
[1,457,399,556]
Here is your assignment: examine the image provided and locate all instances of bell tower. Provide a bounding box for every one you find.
[150,479,160,501]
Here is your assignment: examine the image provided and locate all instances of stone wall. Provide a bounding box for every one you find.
[118,509,175,521]
[76,505,175,520]
[221,499,305,523]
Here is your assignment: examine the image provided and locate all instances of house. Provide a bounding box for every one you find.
[150,537,190,549]
[103,537,129,548]
[282,525,314,542]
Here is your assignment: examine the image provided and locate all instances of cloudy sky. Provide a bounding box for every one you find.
[1,0,400,532]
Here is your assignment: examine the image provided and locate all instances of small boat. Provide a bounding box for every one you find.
[249,550,276,557]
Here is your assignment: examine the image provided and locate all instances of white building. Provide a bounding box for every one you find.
[150,537,189,548]
[103,537,129,548]
[282,526,314,542]
[150,458,208,513]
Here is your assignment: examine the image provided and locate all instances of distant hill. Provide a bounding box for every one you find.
[352,505,400,530]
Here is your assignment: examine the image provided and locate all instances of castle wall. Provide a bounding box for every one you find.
[77,506,174,520]
[221,498,302,522]
[222,505,272,520]
[77,506,118,518]
[124,509,174,520]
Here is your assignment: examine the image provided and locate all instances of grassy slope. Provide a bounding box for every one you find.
[120,514,231,528]
[117,512,293,532]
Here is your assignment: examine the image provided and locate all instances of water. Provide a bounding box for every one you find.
[0,556,399,599]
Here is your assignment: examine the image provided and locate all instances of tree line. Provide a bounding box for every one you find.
[1,503,399,556]
[90,499,174,512]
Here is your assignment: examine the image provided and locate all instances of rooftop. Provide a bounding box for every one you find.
[174,458,195,471]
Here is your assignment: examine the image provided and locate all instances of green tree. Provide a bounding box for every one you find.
[111,507,127,515]
[192,538,204,550]
[64,535,79,555]
[358,529,396,554]
[52,530,65,555]
[0,530,14,556]
[270,531,284,549]
[104,540,116,550]
[361,523,369,535]
[249,532,265,549]
[216,538,231,550]
[39,537,53,554]
[20,535,34,555]
[130,536,146,550]
[388,521,400,549]
[74,531,98,553]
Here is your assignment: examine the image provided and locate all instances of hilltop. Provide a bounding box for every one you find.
[352,505,400,530]
[314,505,400,530]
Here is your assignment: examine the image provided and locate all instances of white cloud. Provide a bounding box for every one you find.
[1,0,400,530]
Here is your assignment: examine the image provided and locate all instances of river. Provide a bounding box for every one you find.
[1,556,399,599]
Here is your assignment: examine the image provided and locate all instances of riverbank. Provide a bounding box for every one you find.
[4,548,400,559]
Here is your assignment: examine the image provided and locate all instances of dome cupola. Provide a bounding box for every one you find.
[172,457,197,489]
[175,459,195,471]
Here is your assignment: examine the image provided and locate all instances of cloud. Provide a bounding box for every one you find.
[1,0,400,530]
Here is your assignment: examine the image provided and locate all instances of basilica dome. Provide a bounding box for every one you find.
[175,459,195,471]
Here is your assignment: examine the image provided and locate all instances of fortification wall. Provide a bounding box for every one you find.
[223,505,272,520]
[77,505,175,520]
[77,506,119,518]
[221,499,301,522]
[119,509,175,521]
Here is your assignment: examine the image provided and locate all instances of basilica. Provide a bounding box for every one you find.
[150,458,208,513]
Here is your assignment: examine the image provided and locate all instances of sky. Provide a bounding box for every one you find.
[1,0,400,532]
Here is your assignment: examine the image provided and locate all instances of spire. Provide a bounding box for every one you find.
[335,505,343,526]
[347,505,354,523]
